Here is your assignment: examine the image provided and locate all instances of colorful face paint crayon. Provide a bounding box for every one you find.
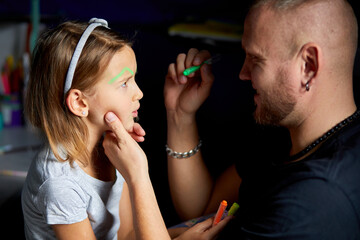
[227,202,239,216]
[183,54,221,76]
[212,200,227,227]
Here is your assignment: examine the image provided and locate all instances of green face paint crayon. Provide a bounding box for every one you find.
[227,202,239,216]
[108,67,134,84]
[183,54,221,76]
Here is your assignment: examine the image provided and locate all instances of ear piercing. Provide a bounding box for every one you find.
[82,111,86,116]
[305,82,310,91]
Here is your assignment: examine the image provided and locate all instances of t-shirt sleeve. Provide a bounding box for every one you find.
[37,178,89,225]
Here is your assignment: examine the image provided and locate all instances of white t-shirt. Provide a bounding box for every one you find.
[21,146,125,240]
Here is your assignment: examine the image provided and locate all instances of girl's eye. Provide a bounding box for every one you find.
[121,81,127,88]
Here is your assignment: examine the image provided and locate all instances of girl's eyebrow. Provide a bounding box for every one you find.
[108,67,134,84]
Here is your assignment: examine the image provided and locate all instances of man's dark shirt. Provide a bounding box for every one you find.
[219,115,360,239]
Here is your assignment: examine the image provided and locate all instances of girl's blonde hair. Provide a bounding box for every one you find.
[25,20,131,165]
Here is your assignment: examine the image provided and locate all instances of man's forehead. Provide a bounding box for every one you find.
[243,11,272,50]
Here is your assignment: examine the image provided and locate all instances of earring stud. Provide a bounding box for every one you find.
[82,111,86,116]
[305,82,310,91]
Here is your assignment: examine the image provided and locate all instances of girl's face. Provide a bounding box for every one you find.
[86,46,143,133]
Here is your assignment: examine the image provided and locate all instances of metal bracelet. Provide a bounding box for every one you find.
[165,140,202,159]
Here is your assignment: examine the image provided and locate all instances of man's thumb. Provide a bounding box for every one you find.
[105,112,117,123]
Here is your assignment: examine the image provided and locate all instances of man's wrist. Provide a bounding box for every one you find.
[166,110,196,129]
[165,139,202,159]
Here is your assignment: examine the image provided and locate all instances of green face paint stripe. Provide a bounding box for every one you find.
[108,67,134,84]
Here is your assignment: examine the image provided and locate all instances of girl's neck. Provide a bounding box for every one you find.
[78,130,116,182]
[89,144,116,182]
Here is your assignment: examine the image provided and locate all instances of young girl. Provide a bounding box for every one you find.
[21,18,145,239]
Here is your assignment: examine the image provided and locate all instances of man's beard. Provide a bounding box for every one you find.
[254,70,296,126]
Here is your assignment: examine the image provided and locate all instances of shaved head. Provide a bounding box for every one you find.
[249,0,358,77]
[241,0,358,126]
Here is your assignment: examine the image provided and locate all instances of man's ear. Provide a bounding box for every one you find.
[66,89,89,117]
[300,42,320,88]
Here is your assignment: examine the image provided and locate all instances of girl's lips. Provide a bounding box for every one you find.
[132,110,138,117]
[133,104,140,117]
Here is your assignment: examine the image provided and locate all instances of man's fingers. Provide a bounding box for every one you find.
[192,217,213,232]
[129,133,145,142]
[186,48,200,68]
[175,53,188,84]
[206,216,234,239]
[133,123,146,137]
[167,63,177,83]
[104,112,127,141]
[131,123,145,142]
[105,113,145,143]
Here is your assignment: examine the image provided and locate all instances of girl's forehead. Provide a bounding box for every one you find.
[108,67,134,84]
[96,47,136,85]
[114,46,136,66]
[108,47,137,72]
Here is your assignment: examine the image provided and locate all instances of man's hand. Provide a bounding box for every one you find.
[164,48,215,118]
[103,112,148,183]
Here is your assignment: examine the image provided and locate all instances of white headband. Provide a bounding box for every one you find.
[63,18,109,95]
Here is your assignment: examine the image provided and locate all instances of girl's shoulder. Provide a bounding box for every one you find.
[28,145,82,185]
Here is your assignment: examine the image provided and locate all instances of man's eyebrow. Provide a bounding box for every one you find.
[108,67,134,84]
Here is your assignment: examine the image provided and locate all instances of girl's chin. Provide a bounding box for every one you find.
[124,120,135,132]
[100,114,136,132]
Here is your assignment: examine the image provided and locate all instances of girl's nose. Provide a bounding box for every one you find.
[133,83,143,101]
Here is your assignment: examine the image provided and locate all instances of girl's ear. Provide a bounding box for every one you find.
[299,42,321,90]
[66,89,89,117]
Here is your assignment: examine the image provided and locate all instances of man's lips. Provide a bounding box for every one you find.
[250,86,258,96]
[251,86,259,104]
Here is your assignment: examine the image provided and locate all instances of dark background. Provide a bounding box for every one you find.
[1,0,359,238]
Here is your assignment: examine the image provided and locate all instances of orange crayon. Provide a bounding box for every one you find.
[212,200,227,227]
